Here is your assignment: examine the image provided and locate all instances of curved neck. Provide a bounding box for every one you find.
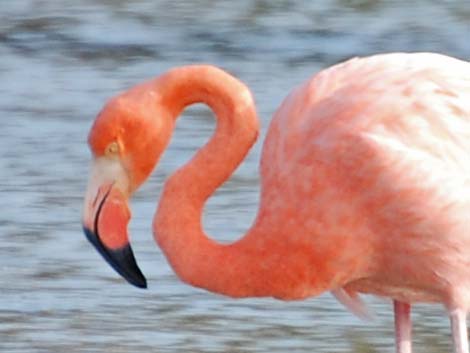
[154,66,267,297]
[159,65,259,202]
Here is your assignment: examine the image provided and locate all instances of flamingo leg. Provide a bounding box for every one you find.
[394,300,412,353]
[449,308,469,353]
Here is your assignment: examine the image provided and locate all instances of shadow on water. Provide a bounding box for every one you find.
[0,0,469,352]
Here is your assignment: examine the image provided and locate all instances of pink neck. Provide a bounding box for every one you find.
[153,66,269,297]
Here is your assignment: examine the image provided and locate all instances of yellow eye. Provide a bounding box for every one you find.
[105,141,120,156]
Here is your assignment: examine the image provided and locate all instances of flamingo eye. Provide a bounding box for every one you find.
[105,141,120,156]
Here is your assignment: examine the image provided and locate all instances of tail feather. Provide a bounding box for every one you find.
[331,288,373,321]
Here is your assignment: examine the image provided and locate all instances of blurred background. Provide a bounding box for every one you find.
[0,1,469,352]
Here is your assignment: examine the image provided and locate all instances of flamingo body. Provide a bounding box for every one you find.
[82,53,470,353]
[260,53,470,306]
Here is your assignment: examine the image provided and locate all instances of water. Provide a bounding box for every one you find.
[0,1,469,352]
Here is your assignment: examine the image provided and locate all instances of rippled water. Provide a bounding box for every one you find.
[0,1,469,352]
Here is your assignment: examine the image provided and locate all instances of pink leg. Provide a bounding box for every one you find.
[394,300,412,353]
[449,308,469,353]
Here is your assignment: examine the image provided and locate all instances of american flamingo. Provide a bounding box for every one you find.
[82,52,470,353]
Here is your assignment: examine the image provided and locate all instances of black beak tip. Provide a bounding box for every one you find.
[83,226,148,289]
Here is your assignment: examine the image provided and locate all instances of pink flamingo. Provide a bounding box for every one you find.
[82,52,470,353]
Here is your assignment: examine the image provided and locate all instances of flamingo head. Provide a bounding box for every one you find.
[82,85,174,288]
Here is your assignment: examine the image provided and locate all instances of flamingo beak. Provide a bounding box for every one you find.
[82,158,147,289]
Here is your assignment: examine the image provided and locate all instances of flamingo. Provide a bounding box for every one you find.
[82,52,470,353]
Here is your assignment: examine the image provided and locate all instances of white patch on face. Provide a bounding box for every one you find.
[82,157,129,227]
